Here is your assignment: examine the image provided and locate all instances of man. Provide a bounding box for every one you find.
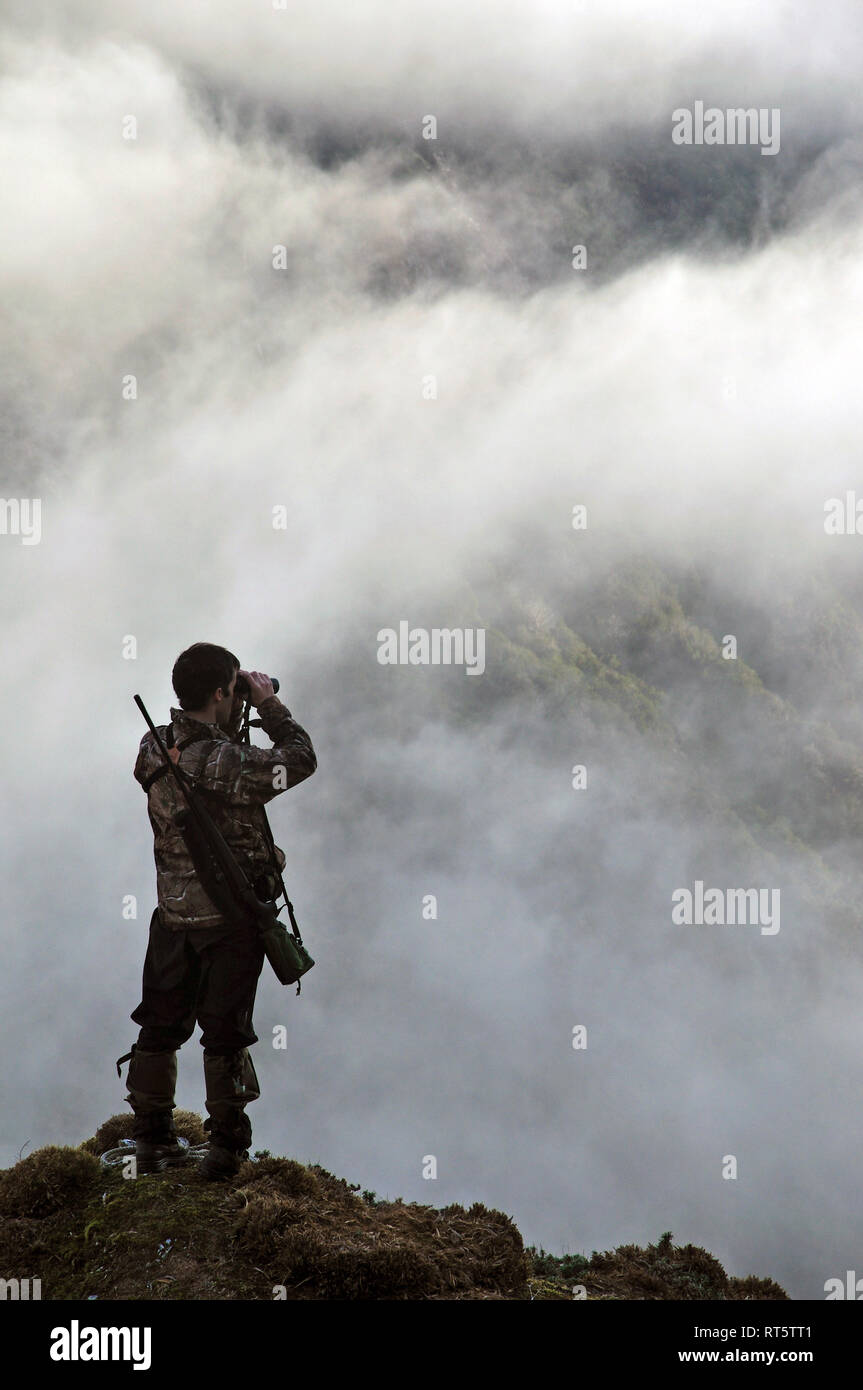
[117,642,317,1180]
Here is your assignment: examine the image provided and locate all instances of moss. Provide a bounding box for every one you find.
[0,1126,788,1301]
[524,1233,788,1301]
[0,1146,101,1219]
[0,1117,528,1300]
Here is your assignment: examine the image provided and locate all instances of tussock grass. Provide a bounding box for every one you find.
[0,1120,787,1301]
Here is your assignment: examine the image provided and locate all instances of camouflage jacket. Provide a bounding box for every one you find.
[134,695,317,931]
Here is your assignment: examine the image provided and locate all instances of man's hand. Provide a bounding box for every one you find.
[240,669,276,709]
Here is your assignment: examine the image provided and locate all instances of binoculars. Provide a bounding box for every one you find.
[235,674,280,699]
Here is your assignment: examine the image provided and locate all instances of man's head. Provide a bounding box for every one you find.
[172,642,241,726]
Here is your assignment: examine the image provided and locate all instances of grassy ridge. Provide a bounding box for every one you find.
[0,1113,786,1301]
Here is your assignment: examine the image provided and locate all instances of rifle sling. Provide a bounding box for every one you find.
[140,723,212,793]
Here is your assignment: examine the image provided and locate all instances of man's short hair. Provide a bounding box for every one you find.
[172,643,239,711]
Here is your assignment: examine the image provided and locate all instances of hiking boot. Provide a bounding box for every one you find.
[135,1136,194,1175]
[132,1105,193,1176]
[198,1141,249,1182]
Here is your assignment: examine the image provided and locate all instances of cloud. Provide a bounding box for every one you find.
[5,0,863,141]
[2,4,863,1300]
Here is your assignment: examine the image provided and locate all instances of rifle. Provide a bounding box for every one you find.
[133,693,314,993]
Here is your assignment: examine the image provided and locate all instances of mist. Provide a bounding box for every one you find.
[2,1,863,1300]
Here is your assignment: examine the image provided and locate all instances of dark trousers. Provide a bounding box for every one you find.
[131,907,266,1056]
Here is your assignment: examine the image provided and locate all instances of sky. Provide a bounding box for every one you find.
[2,0,863,1300]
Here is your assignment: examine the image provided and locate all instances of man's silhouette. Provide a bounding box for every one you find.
[117,642,317,1179]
